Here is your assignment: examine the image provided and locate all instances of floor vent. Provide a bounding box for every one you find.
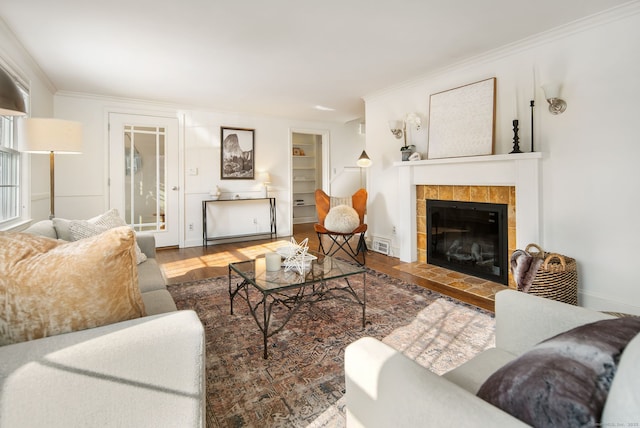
[371,237,391,255]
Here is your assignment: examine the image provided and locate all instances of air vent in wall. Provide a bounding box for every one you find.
[371,238,390,255]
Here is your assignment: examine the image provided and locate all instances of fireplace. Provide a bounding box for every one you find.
[427,199,508,285]
[396,154,541,267]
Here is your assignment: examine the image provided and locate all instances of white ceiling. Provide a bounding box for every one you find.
[0,0,631,123]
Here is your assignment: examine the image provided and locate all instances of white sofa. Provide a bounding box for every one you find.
[0,221,206,427]
[0,311,205,428]
[345,289,639,427]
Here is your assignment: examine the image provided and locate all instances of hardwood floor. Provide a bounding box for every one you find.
[156,223,500,312]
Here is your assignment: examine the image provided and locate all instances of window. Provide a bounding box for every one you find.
[0,74,28,227]
[0,115,19,223]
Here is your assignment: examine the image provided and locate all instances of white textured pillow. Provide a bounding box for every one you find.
[69,209,147,264]
[324,205,360,233]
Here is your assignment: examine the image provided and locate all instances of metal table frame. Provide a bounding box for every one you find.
[228,254,366,359]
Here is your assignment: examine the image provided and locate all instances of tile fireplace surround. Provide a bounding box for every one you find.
[417,184,515,267]
[394,153,542,288]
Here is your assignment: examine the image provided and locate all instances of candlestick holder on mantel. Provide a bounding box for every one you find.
[509,119,523,154]
[530,100,536,152]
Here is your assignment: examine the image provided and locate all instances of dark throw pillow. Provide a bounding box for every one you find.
[477,317,640,428]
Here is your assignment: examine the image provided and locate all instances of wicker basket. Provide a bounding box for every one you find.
[523,243,578,305]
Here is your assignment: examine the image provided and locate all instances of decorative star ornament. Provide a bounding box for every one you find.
[283,237,310,275]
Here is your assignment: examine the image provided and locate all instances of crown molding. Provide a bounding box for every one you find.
[364,1,640,102]
[0,17,57,94]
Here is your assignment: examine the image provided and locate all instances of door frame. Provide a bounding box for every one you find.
[105,109,184,248]
[289,128,330,228]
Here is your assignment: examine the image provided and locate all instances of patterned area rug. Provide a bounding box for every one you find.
[167,268,495,428]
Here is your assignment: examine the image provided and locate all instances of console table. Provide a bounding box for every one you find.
[202,197,277,247]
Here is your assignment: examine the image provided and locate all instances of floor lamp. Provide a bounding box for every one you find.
[356,150,372,188]
[19,118,83,219]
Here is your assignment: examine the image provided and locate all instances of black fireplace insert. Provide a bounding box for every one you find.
[427,199,508,285]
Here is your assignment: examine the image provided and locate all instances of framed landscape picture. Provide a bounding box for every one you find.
[427,77,496,159]
[220,127,255,179]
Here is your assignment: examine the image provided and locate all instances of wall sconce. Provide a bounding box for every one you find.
[389,114,422,138]
[389,113,422,149]
[388,120,404,139]
[542,83,567,115]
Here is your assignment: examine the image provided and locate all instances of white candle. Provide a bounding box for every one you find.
[265,252,281,271]
[532,66,536,101]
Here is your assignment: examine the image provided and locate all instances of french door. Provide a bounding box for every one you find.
[108,113,179,247]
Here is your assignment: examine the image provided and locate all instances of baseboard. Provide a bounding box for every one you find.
[579,291,640,316]
[183,233,276,249]
[183,238,203,248]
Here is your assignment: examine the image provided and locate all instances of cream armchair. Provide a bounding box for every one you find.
[344,290,637,427]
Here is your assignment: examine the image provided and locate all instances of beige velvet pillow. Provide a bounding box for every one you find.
[0,226,146,345]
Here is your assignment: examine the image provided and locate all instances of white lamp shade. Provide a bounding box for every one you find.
[18,118,83,153]
[388,120,403,130]
[258,171,271,184]
[541,83,561,99]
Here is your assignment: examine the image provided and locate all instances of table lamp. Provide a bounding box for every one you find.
[259,171,271,197]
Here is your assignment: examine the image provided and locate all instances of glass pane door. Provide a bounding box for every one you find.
[109,113,179,247]
[124,125,166,232]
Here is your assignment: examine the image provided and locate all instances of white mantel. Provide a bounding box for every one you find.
[394,153,542,262]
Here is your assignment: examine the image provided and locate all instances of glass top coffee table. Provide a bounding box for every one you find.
[228,252,366,358]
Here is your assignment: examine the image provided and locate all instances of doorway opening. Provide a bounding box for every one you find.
[291,130,327,225]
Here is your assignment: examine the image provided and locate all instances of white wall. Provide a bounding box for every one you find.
[2,22,368,235]
[52,93,364,247]
[363,4,640,314]
[0,19,56,222]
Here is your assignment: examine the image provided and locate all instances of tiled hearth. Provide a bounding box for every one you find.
[394,262,507,301]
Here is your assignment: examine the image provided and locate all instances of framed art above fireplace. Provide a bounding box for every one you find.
[427,77,496,159]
